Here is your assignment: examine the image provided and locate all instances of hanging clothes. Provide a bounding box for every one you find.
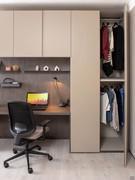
[115,86,124,127]
[100,91,110,125]
[119,87,124,127]
[101,21,124,76]
[101,23,113,77]
[106,87,114,123]
[112,24,124,70]
[108,24,114,66]
[101,24,109,61]
[100,85,124,131]
[106,87,119,132]
[102,62,113,77]
[110,88,119,132]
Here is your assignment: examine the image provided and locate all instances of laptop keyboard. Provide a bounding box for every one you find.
[31,106,48,111]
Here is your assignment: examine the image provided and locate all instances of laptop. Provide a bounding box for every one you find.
[26,92,49,110]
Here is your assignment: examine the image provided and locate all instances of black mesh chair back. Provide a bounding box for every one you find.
[8,102,36,135]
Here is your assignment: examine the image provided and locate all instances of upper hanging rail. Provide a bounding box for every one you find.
[101,18,123,21]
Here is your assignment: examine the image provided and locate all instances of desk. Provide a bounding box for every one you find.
[0,105,70,116]
[0,105,70,138]
[34,106,70,116]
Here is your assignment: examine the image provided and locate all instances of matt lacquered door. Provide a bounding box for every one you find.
[14,11,42,57]
[0,11,13,57]
[71,11,100,152]
[43,11,70,57]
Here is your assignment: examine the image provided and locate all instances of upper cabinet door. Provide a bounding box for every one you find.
[14,11,42,57]
[0,11,13,57]
[43,11,70,57]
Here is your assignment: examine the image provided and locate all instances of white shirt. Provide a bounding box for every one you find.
[101,92,110,125]
[108,24,114,65]
[110,89,119,132]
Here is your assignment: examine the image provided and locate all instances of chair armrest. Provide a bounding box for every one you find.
[38,120,51,139]
[38,120,51,128]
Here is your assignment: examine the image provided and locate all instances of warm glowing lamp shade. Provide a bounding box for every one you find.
[53,77,69,107]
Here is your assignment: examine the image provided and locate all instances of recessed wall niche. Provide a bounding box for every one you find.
[0,57,70,106]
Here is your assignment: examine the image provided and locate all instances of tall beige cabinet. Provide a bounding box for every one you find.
[71,11,100,152]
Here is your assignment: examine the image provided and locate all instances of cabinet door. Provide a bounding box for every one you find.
[71,11,100,152]
[0,11,13,57]
[14,11,42,57]
[124,5,128,166]
[130,5,135,161]
[43,11,70,57]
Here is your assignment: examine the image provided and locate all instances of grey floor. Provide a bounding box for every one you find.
[0,139,135,180]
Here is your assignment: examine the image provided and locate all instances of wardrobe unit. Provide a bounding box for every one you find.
[70,6,128,165]
[0,6,128,165]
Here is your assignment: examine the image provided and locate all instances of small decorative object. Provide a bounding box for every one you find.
[5,65,12,71]
[12,64,20,72]
[1,77,22,88]
[54,65,60,71]
[35,65,40,71]
[43,65,49,71]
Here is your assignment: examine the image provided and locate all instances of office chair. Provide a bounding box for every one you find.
[3,101,53,174]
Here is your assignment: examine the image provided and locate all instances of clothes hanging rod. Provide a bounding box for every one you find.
[101,18,123,21]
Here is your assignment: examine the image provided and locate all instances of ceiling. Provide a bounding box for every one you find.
[0,0,128,4]
[0,0,131,15]
[0,0,128,8]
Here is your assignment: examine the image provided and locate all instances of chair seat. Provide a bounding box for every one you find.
[25,126,43,140]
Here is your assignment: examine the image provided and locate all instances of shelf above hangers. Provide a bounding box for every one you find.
[100,78,125,82]
[101,18,123,21]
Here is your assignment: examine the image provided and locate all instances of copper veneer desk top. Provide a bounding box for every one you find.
[0,105,70,116]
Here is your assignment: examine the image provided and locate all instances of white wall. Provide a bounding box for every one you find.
[128,0,135,10]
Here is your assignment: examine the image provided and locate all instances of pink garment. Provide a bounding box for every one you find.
[101,25,109,61]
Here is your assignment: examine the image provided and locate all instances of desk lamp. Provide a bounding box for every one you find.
[53,77,69,107]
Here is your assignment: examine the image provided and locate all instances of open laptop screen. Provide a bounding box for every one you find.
[26,92,48,106]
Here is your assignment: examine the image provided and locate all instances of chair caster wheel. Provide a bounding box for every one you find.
[13,149,18,154]
[48,155,53,161]
[28,168,33,174]
[4,162,9,168]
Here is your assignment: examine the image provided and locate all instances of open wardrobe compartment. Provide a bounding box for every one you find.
[100,5,128,164]
[100,82,125,151]
[71,5,128,165]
